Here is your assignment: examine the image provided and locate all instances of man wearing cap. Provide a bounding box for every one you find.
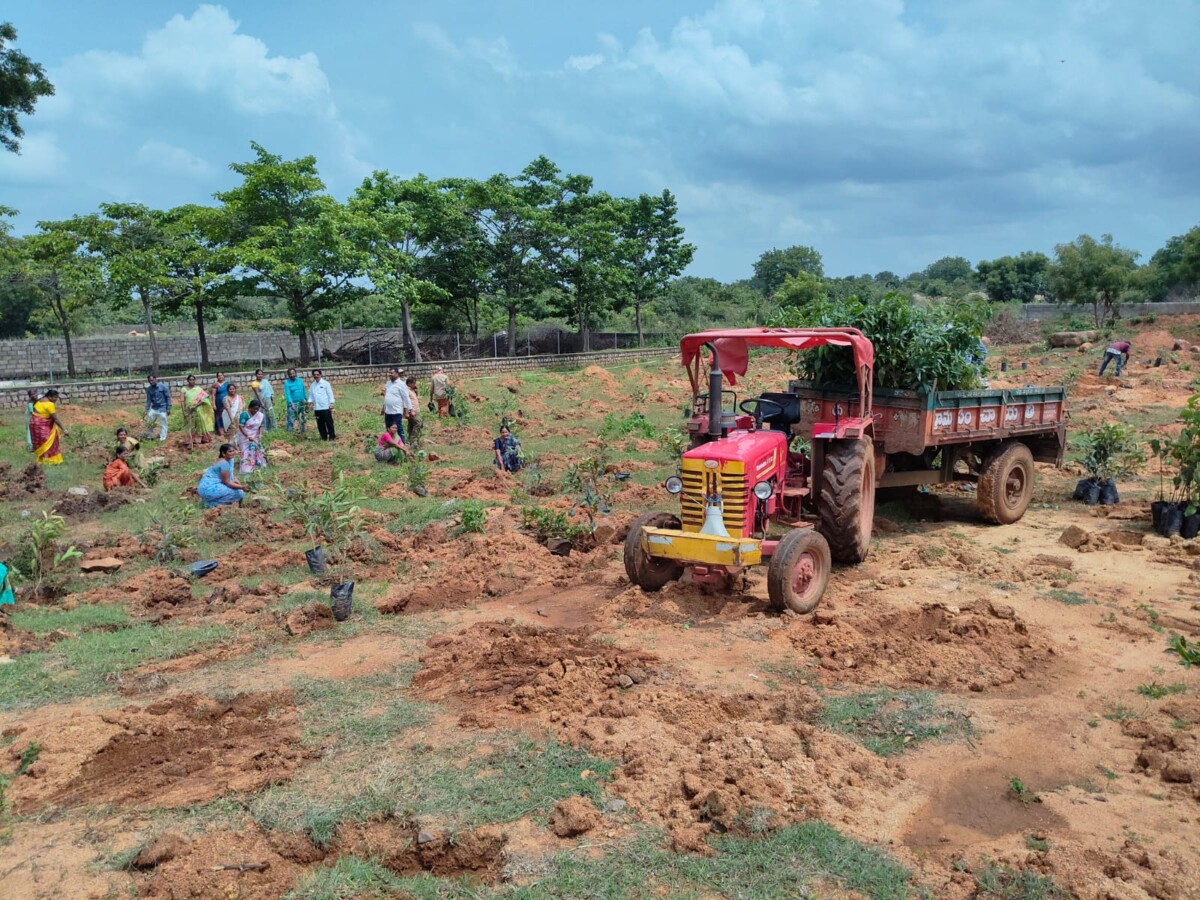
[430,366,451,417]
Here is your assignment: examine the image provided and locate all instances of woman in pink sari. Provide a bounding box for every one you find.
[236,399,267,473]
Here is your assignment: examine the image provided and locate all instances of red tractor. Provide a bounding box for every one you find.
[624,327,1066,613]
[625,327,877,614]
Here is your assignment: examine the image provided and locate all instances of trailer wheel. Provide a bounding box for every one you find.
[818,438,876,563]
[977,442,1035,524]
[624,512,684,591]
[767,529,831,614]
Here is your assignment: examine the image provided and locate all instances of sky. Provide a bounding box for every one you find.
[2,0,1198,281]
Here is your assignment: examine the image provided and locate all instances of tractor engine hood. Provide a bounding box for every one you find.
[683,429,788,466]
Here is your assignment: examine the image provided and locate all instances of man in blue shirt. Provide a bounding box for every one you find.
[145,374,172,442]
[283,368,308,434]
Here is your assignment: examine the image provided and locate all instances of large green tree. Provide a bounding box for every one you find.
[751,245,824,298]
[1050,234,1140,326]
[975,251,1051,304]
[775,270,827,309]
[216,143,366,365]
[615,190,694,346]
[19,221,104,376]
[1142,225,1200,302]
[156,204,235,369]
[0,22,54,153]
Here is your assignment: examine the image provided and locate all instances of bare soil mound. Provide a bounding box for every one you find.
[7,691,308,813]
[51,490,129,517]
[780,600,1055,691]
[414,623,904,850]
[0,460,45,500]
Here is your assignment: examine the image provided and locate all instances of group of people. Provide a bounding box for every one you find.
[21,361,528,511]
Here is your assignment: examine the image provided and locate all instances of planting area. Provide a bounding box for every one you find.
[1,328,1199,900]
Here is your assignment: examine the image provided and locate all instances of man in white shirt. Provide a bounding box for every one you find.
[381,367,410,440]
[308,369,337,441]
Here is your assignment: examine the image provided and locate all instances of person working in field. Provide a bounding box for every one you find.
[283,368,308,433]
[103,445,146,491]
[381,367,409,439]
[493,424,523,472]
[430,366,452,417]
[144,373,171,442]
[222,382,244,435]
[197,443,249,508]
[115,428,142,467]
[24,389,36,452]
[236,399,267,473]
[181,374,215,450]
[210,372,230,437]
[375,422,412,463]
[29,389,65,465]
[405,376,423,446]
[309,369,336,440]
[1098,340,1132,377]
[251,370,276,431]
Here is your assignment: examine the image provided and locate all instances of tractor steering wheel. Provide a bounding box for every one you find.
[739,397,786,428]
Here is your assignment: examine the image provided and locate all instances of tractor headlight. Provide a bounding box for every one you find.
[753,480,773,500]
[664,475,684,495]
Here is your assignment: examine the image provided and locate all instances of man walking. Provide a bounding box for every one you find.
[284,368,308,433]
[381,367,410,439]
[1098,340,1132,377]
[145,374,171,442]
[252,369,276,431]
[309,369,336,441]
[430,366,452,417]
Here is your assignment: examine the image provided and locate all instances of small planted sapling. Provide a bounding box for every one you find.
[1073,423,1142,507]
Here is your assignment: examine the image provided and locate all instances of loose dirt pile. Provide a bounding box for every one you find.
[0,460,45,500]
[6,691,308,814]
[778,599,1054,691]
[414,622,904,851]
[52,490,129,517]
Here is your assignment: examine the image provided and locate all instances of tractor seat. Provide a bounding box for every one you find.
[759,392,802,431]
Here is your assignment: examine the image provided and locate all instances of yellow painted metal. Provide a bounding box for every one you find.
[640,525,762,566]
[679,458,747,534]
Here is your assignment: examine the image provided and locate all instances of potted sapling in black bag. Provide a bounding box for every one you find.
[282,476,363,610]
[1075,424,1142,508]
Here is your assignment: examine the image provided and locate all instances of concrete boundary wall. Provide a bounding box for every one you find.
[1019,301,1200,320]
[0,347,676,410]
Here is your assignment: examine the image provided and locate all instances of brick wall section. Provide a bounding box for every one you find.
[0,347,676,409]
[1019,301,1200,320]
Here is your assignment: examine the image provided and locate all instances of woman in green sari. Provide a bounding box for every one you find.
[181,374,215,450]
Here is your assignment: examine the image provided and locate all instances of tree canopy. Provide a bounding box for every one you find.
[0,22,54,154]
[1050,234,1140,326]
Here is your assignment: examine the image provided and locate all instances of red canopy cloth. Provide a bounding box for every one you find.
[679,328,874,386]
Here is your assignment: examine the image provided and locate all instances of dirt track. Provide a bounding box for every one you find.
[2,328,1200,898]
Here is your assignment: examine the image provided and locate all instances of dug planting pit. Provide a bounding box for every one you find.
[780,599,1056,691]
[413,622,905,851]
[6,691,310,814]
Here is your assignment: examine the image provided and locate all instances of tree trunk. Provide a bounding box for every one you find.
[298,326,312,366]
[401,300,423,363]
[507,304,517,357]
[581,322,590,353]
[51,291,76,377]
[195,300,210,369]
[141,291,160,377]
[635,300,644,348]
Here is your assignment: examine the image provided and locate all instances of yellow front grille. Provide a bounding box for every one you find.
[679,459,747,534]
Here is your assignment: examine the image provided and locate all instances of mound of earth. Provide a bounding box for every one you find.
[780,599,1055,691]
[51,490,129,517]
[0,460,45,499]
[414,622,904,850]
[6,691,308,814]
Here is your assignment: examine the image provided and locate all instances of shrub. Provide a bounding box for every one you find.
[1077,424,1143,484]
[13,513,82,599]
[520,507,589,544]
[600,410,657,439]
[459,501,486,535]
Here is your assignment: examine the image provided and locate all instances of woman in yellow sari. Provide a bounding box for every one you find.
[181,374,215,450]
[29,389,65,465]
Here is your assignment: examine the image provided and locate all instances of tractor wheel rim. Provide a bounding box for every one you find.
[792,552,817,599]
[1005,468,1026,506]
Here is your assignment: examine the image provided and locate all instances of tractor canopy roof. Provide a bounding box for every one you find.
[679,327,874,387]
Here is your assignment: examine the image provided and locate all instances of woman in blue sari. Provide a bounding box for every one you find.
[197,443,248,508]
[492,425,523,473]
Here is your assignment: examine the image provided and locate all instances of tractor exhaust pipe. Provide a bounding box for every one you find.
[705,341,723,438]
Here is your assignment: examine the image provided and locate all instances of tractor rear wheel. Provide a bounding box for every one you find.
[767,529,831,614]
[977,442,1034,524]
[624,512,684,591]
[818,438,876,563]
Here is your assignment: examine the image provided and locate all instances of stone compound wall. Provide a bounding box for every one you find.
[0,347,676,410]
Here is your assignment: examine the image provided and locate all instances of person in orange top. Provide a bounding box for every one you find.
[103,445,146,491]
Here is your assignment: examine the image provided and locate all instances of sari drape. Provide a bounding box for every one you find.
[30,400,62,465]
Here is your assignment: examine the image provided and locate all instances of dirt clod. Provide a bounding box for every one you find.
[548,796,601,837]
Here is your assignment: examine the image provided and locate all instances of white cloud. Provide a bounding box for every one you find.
[0,133,68,183]
[566,54,604,72]
[134,140,215,180]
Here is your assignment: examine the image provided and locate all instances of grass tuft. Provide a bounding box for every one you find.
[819,688,974,756]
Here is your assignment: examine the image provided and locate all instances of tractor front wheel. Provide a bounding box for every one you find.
[624,512,685,591]
[767,529,831,614]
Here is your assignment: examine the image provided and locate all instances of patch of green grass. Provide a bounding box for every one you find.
[382,497,465,533]
[1024,834,1050,853]
[1007,777,1036,807]
[819,689,974,756]
[1136,681,1188,700]
[0,623,228,710]
[285,856,411,900]
[7,604,130,635]
[251,734,612,848]
[1097,766,1120,781]
[293,669,429,749]
[1045,589,1093,606]
[1102,704,1139,721]
[973,860,1067,898]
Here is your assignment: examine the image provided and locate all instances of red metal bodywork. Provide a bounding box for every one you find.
[683,430,788,533]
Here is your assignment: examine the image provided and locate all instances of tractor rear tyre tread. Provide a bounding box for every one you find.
[977,442,1035,524]
[767,529,831,614]
[624,512,685,591]
[818,439,876,564]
